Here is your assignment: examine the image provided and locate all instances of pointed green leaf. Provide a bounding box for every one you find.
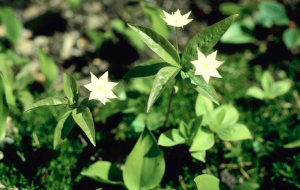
[123,127,165,190]
[181,71,219,105]
[147,66,180,112]
[142,3,170,38]
[181,14,238,67]
[128,24,179,66]
[72,106,96,146]
[158,129,186,147]
[64,73,79,103]
[0,7,23,44]
[211,105,239,131]
[0,61,16,107]
[0,75,9,140]
[217,123,252,141]
[123,59,169,79]
[246,86,265,100]
[283,140,300,149]
[25,97,68,112]
[261,71,274,92]
[191,151,206,162]
[190,128,214,152]
[194,174,220,190]
[37,48,59,86]
[82,161,123,185]
[53,111,75,149]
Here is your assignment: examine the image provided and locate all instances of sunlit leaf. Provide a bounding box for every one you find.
[123,127,165,190]
[190,128,214,152]
[217,123,252,141]
[158,129,185,147]
[25,97,68,112]
[64,73,79,103]
[194,174,220,190]
[0,75,8,140]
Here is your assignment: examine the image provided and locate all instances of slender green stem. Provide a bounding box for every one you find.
[175,27,179,53]
[164,80,177,127]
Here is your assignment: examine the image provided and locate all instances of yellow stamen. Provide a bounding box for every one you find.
[203,64,208,69]
[99,87,103,91]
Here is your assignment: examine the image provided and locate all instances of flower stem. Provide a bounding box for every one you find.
[164,80,177,127]
[175,27,179,53]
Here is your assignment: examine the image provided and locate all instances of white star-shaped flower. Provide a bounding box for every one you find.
[162,9,193,28]
[191,49,223,83]
[84,71,118,105]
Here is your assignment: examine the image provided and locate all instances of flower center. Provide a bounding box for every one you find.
[98,86,103,91]
[203,64,208,69]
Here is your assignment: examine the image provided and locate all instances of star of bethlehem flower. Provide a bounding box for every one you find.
[84,71,118,105]
[191,49,223,83]
[162,9,193,28]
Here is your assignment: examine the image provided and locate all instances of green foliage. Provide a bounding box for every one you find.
[123,127,165,190]
[142,3,170,39]
[255,1,289,27]
[0,75,8,140]
[37,48,59,87]
[67,0,81,10]
[147,66,180,112]
[82,161,123,185]
[283,28,300,49]
[194,174,220,190]
[128,24,180,67]
[246,71,292,100]
[63,73,79,103]
[0,7,23,44]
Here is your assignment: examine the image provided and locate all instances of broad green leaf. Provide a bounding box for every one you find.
[283,28,300,49]
[261,71,274,92]
[194,174,220,190]
[0,7,23,44]
[53,111,75,149]
[72,106,96,146]
[181,14,238,67]
[82,161,123,185]
[181,71,219,105]
[142,3,170,38]
[212,105,239,131]
[63,73,79,103]
[123,59,169,79]
[158,129,185,147]
[128,24,179,66]
[209,107,226,132]
[25,97,68,112]
[255,1,289,27]
[37,48,59,86]
[0,75,9,140]
[246,86,264,100]
[269,80,291,98]
[234,182,259,190]
[191,151,206,162]
[221,19,255,44]
[195,94,213,125]
[190,128,214,152]
[283,139,300,149]
[217,123,252,141]
[67,0,81,10]
[123,127,165,190]
[147,66,180,112]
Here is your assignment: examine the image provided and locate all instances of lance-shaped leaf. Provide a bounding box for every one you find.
[128,24,179,66]
[123,59,169,79]
[64,73,79,103]
[53,111,75,149]
[191,151,206,163]
[0,75,9,140]
[147,66,181,112]
[37,48,59,86]
[0,7,23,45]
[25,97,69,112]
[194,174,220,190]
[72,106,96,146]
[82,161,123,185]
[123,127,165,190]
[181,14,238,67]
[158,129,186,147]
[181,71,219,105]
